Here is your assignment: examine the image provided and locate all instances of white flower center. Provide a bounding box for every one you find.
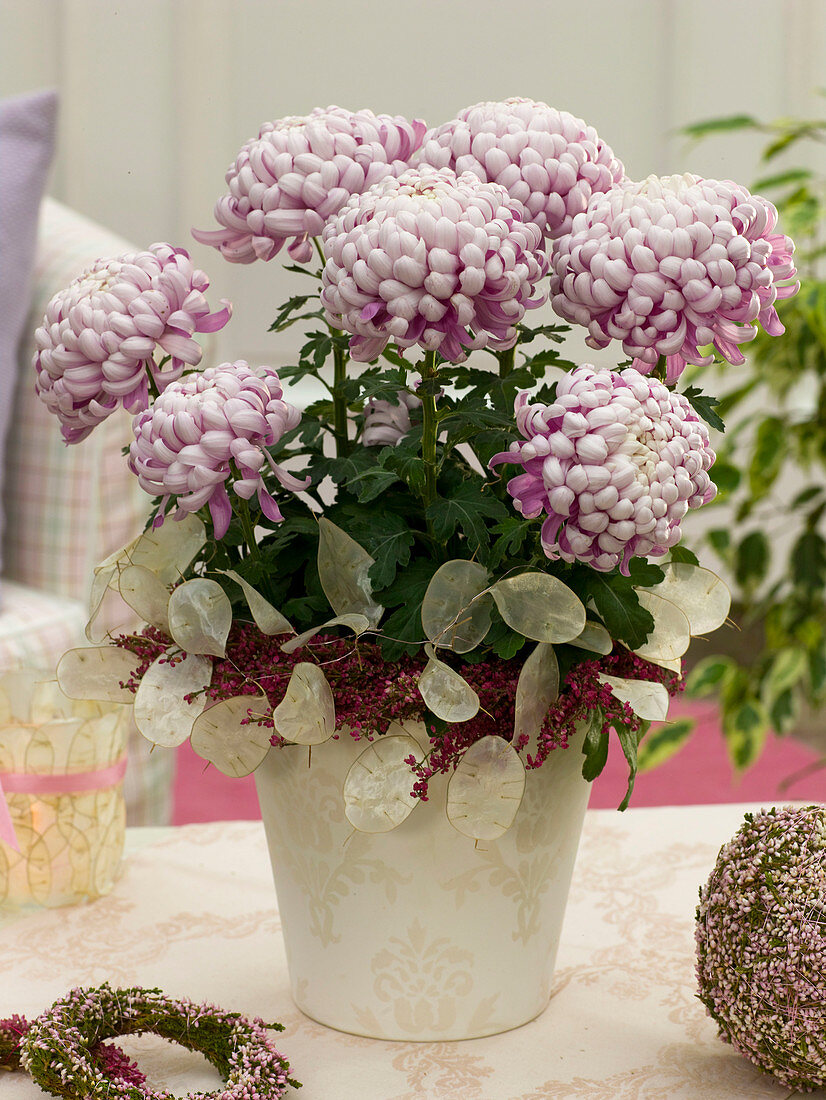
[622,173,700,207]
[623,416,664,485]
[75,265,120,296]
[278,116,308,131]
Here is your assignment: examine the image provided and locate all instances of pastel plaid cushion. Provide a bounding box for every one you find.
[0,581,85,670]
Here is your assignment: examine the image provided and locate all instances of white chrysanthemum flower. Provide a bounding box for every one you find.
[550,173,798,382]
[34,245,230,443]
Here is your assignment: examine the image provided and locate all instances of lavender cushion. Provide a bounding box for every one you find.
[0,89,58,584]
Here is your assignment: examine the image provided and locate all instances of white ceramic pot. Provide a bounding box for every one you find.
[255,721,590,1041]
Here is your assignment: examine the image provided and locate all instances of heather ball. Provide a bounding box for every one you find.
[696,805,826,1092]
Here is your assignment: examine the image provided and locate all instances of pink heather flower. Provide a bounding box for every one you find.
[362,391,420,446]
[550,173,798,383]
[34,245,231,444]
[320,166,548,363]
[120,627,680,802]
[419,97,624,240]
[490,365,716,573]
[192,105,427,265]
[128,361,308,538]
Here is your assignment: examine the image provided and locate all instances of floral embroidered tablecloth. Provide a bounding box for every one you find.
[1,805,820,1099]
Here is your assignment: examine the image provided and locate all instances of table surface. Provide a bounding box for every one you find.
[1,805,819,1100]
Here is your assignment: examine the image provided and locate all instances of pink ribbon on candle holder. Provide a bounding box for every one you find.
[0,755,128,852]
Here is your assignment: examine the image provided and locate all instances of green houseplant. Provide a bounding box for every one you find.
[677,105,826,771]
[29,98,797,1039]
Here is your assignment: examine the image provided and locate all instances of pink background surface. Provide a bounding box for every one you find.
[172,700,826,824]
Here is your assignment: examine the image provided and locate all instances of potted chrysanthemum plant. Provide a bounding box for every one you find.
[35,100,797,1042]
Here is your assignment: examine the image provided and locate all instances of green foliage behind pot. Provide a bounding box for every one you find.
[682,105,826,767]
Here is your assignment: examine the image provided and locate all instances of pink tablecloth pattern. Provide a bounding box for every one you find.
[1,806,822,1099]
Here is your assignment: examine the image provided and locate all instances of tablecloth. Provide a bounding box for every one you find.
[0,804,820,1099]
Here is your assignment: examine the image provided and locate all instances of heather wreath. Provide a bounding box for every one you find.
[36,98,799,832]
[16,984,299,1099]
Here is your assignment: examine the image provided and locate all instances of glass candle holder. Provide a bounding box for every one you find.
[0,670,129,909]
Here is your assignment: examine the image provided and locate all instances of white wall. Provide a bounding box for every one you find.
[2,0,826,375]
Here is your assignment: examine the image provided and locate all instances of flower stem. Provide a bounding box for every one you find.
[237,497,261,563]
[654,354,668,384]
[331,333,350,456]
[145,360,161,401]
[498,346,516,378]
[310,236,349,456]
[420,349,439,508]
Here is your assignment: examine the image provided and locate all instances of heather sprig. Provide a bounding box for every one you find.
[0,1015,31,1072]
[2,1014,145,1084]
[115,625,681,805]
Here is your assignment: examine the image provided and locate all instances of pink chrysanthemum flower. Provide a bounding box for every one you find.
[320,166,548,363]
[490,365,716,573]
[128,361,308,538]
[192,105,427,265]
[550,174,798,383]
[418,97,624,240]
[34,245,231,444]
[362,391,420,446]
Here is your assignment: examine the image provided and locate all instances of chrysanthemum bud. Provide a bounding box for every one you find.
[362,392,419,447]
